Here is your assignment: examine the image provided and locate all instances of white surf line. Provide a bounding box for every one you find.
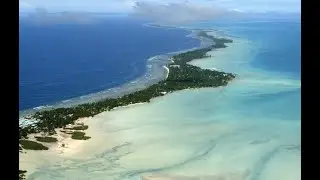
[163,66,170,79]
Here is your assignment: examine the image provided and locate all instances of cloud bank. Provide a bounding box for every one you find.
[131,1,240,24]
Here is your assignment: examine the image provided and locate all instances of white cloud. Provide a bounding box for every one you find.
[132,1,240,24]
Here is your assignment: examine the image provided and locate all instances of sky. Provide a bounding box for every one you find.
[19,0,300,24]
[20,0,301,14]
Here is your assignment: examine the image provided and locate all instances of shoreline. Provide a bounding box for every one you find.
[19,30,235,138]
[19,26,212,118]
[163,66,169,79]
[19,29,236,179]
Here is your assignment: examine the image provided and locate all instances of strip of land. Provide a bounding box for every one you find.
[19,31,235,175]
[19,30,235,143]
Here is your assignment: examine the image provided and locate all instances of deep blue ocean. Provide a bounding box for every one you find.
[19,17,200,110]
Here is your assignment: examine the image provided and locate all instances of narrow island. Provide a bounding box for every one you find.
[19,31,235,176]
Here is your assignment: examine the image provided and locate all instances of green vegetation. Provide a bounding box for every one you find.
[71,131,91,140]
[197,31,233,44]
[19,170,27,180]
[19,31,236,143]
[34,136,58,143]
[19,140,49,150]
[60,130,74,134]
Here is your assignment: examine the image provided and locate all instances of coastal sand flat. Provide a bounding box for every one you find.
[20,83,300,180]
[19,37,300,180]
[141,171,251,180]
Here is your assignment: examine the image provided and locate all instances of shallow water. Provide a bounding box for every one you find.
[23,20,301,180]
[26,86,300,179]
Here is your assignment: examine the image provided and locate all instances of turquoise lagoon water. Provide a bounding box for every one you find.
[25,19,301,180]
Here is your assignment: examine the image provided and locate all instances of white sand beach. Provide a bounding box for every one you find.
[163,66,170,79]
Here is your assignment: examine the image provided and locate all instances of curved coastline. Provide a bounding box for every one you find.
[19,29,236,179]
[19,29,235,135]
[19,30,235,132]
[18,26,221,122]
[19,26,213,118]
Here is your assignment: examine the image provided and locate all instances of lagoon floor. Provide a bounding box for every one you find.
[20,36,301,180]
